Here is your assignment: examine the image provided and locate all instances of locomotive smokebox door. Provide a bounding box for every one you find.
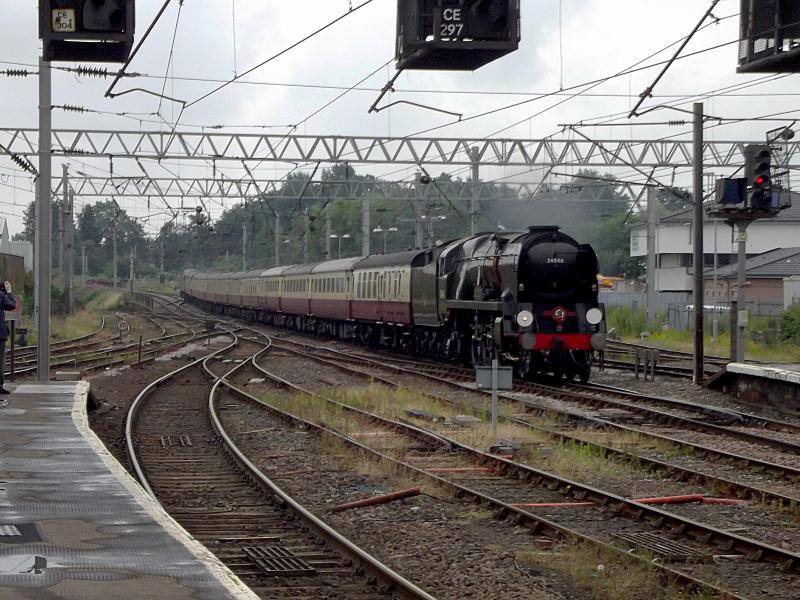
[396,0,520,71]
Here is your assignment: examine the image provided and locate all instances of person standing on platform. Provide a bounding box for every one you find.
[0,280,16,394]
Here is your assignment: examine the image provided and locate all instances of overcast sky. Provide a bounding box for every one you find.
[1,0,798,236]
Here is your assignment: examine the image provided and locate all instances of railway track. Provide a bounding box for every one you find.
[208,336,800,599]
[132,294,800,597]
[263,336,800,505]
[149,295,800,503]
[123,330,435,600]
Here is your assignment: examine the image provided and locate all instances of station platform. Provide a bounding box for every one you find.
[0,381,258,600]
[709,362,800,418]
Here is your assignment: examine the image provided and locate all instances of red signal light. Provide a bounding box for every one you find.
[754,175,767,186]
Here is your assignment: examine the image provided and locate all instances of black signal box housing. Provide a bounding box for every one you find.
[396,0,520,71]
[39,0,135,63]
[738,0,800,73]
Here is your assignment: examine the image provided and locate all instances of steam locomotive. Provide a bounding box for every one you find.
[182,226,606,382]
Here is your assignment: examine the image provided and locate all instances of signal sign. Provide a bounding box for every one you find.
[39,1,135,63]
[396,0,520,71]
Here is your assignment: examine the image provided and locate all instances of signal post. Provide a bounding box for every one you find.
[709,143,790,363]
[36,1,134,381]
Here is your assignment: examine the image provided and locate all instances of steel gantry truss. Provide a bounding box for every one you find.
[2,128,799,167]
[52,176,624,201]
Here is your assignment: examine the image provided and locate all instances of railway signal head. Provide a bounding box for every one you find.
[82,0,126,32]
[744,144,772,210]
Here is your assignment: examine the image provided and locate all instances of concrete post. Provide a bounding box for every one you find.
[242,224,247,270]
[112,228,118,289]
[692,102,704,385]
[361,196,370,256]
[646,186,657,328]
[735,221,749,362]
[274,213,280,267]
[325,202,332,260]
[36,57,52,381]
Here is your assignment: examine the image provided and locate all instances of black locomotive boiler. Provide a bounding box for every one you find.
[182,226,606,382]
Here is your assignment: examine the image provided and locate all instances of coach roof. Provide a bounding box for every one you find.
[355,250,426,269]
[312,257,364,274]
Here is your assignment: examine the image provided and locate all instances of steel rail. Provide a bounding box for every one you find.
[204,346,438,600]
[124,332,238,497]
[294,342,800,456]
[235,349,748,598]
[577,381,800,435]
[273,338,800,486]
[269,341,800,508]
[248,347,800,574]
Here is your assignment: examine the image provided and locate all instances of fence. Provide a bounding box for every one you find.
[600,291,785,332]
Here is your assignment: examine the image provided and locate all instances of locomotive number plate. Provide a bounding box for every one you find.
[52,9,76,33]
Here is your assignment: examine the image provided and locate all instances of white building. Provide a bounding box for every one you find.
[629,202,800,292]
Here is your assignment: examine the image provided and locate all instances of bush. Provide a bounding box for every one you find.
[781,303,800,345]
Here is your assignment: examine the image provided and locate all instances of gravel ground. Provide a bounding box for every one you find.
[264,335,800,506]
[224,347,800,598]
[591,368,800,427]
[220,383,606,600]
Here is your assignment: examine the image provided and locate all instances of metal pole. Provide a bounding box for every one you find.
[325,203,332,260]
[65,190,73,311]
[692,102,704,385]
[112,228,118,289]
[646,186,657,328]
[33,202,39,323]
[471,146,479,235]
[36,56,52,382]
[362,196,370,256]
[303,209,310,263]
[736,221,748,362]
[730,298,738,360]
[59,164,67,287]
[159,238,164,280]
[242,224,247,270]
[491,357,498,439]
[81,244,86,287]
[9,320,15,383]
[338,237,342,259]
[274,213,280,266]
[129,245,135,293]
[414,184,424,249]
[712,218,718,342]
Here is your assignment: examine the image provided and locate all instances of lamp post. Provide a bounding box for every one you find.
[372,226,398,254]
[330,233,351,259]
[421,215,446,248]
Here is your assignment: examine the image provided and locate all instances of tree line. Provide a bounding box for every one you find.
[14,166,692,285]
